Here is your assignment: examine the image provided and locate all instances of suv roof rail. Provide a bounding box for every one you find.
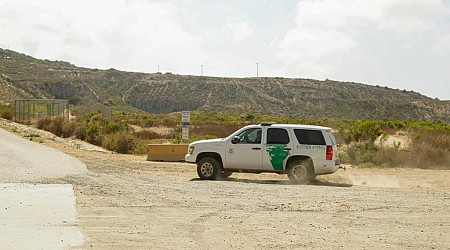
[260,122,276,126]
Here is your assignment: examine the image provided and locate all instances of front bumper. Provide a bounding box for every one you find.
[185,153,195,163]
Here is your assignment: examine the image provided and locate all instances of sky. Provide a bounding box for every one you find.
[1,0,449,100]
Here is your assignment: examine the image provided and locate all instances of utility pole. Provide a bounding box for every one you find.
[256,62,259,77]
[157,65,160,73]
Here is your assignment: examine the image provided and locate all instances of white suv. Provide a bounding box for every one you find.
[185,123,341,184]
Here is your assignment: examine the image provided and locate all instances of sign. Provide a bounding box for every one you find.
[181,111,191,126]
[182,127,189,140]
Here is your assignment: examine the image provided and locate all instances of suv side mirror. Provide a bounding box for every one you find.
[231,136,240,144]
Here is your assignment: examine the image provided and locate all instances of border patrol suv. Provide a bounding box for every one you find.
[185,123,340,184]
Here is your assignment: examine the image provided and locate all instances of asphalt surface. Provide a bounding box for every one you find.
[0,127,87,182]
[0,127,87,249]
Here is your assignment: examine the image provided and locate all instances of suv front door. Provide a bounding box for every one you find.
[225,128,263,170]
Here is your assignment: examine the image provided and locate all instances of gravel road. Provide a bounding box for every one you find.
[1,121,449,249]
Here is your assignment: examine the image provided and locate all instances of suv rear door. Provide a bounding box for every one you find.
[292,128,327,167]
[262,127,293,171]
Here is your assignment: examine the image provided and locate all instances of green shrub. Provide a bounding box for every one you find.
[342,141,377,165]
[102,131,137,154]
[132,140,149,155]
[74,125,87,140]
[349,120,383,142]
[86,124,102,145]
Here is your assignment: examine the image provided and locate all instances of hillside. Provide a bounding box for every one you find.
[1,48,449,122]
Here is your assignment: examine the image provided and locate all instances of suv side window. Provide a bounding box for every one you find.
[294,129,325,145]
[235,128,262,144]
[267,128,290,144]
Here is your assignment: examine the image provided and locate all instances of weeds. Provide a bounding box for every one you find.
[28,111,449,169]
[0,107,13,120]
[102,131,137,154]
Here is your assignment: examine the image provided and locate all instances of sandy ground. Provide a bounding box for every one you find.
[1,120,450,249]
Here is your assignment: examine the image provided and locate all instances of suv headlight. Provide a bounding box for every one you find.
[188,146,195,154]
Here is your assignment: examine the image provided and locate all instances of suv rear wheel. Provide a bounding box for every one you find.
[197,157,221,180]
[286,160,315,184]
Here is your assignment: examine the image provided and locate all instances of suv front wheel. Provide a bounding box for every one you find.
[197,157,221,180]
[286,160,315,184]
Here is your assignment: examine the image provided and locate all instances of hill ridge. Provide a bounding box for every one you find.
[1,48,449,122]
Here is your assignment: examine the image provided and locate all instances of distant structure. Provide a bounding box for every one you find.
[78,103,112,121]
[14,99,69,123]
[256,62,259,77]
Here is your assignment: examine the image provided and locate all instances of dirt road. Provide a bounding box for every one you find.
[42,142,448,250]
[1,122,449,249]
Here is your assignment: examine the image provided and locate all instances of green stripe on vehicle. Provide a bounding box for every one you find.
[266,144,289,170]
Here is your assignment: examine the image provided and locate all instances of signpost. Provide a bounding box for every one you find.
[181,111,190,142]
[181,111,191,126]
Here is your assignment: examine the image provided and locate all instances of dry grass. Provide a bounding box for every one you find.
[372,129,450,169]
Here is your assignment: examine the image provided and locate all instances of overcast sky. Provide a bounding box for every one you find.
[1,0,449,100]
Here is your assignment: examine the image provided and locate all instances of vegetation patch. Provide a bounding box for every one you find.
[23,110,450,168]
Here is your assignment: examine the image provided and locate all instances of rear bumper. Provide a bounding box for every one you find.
[315,159,341,175]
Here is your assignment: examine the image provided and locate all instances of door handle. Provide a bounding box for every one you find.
[283,148,291,151]
[252,147,261,150]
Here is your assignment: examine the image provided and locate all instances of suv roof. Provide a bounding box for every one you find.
[253,123,331,131]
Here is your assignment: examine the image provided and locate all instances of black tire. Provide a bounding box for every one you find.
[197,157,221,180]
[219,170,233,179]
[286,159,315,184]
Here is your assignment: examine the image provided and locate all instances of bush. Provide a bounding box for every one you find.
[61,122,76,138]
[102,131,137,154]
[36,116,75,138]
[36,117,53,131]
[191,122,242,138]
[343,141,377,165]
[50,116,65,137]
[0,109,13,120]
[373,147,406,167]
[134,129,164,140]
[86,124,102,145]
[349,120,384,142]
[74,125,87,140]
[132,140,149,155]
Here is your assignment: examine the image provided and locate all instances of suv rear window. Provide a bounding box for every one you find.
[294,129,325,145]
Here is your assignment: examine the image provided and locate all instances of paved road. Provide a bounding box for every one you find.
[0,127,87,249]
[0,127,87,182]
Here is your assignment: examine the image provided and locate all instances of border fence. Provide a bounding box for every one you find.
[14,99,69,123]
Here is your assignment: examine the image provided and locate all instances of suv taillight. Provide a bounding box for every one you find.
[326,145,333,160]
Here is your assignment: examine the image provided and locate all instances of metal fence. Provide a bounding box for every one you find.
[14,99,69,123]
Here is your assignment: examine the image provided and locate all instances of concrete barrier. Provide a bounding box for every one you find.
[147,144,188,162]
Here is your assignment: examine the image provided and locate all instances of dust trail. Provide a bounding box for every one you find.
[345,173,400,188]
[316,168,401,188]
